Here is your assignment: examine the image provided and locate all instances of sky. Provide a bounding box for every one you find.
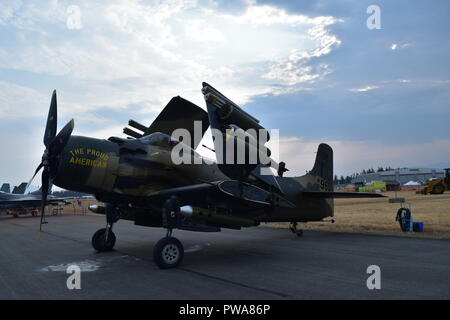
[0,0,449,188]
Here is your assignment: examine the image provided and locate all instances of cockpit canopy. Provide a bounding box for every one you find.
[108,132,195,154]
[140,132,181,148]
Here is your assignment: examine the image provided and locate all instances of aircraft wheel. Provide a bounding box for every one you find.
[153,237,184,269]
[92,228,116,252]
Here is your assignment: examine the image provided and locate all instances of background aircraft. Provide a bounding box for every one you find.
[28,84,382,269]
[0,187,69,211]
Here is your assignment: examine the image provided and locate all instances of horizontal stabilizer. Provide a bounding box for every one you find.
[302,191,385,198]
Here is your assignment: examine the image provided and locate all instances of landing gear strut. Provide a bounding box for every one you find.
[289,222,303,237]
[153,196,184,269]
[92,204,120,252]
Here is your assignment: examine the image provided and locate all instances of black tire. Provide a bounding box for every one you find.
[92,228,116,252]
[153,237,184,269]
[296,229,303,237]
[432,184,445,194]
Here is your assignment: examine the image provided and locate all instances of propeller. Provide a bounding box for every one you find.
[27,90,74,231]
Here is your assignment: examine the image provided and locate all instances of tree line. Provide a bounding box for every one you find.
[360,166,394,174]
[334,166,396,185]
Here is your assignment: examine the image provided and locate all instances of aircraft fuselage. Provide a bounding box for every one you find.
[53,135,332,223]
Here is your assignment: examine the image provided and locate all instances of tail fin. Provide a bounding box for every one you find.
[1,183,10,193]
[12,182,27,194]
[293,143,334,192]
[291,143,333,191]
[310,143,333,187]
[292,144,383,206]
[288,143,334,219]
[300,144,385,199]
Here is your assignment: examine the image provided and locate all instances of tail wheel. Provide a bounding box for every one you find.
[431,184,445,194]
[92,228,116,252]
[153,237,184,269]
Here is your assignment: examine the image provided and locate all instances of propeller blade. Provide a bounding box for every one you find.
[38,91,74,231]
[48,119,74,156]
[40,166,50,232]
[26,162,44,191]
[44,90,57,148]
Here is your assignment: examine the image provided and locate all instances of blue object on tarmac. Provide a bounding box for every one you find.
[413,222,424,232]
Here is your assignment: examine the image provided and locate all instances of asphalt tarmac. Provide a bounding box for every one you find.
[0,214,449,299]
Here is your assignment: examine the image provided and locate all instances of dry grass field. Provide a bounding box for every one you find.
[43,190,450,239]
[268,190,450,239]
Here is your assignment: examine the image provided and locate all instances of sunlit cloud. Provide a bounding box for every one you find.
[390,42,412,51]
[349,85,379,92]
[0,0,342,120]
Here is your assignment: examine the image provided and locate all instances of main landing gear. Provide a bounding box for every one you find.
[289,222,303,237]
[153,230,184,269]
[92,204,119,252]
[153,197,184,269]
[92,227,116,251]
[90,198,186,269]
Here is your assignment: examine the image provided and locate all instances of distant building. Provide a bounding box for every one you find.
[351,168,445,186]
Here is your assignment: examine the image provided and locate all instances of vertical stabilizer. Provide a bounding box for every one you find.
[310,143,333,189]
[12,182,27,194]
[1,183,10,193]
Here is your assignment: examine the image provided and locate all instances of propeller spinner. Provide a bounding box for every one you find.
[27,90,74,231]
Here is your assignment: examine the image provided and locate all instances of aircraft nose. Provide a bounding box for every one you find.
[52,135,119,193]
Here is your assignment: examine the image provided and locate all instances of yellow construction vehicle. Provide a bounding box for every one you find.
[423,168,450,194]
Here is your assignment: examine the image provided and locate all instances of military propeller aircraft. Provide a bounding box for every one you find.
[28,83,382,269]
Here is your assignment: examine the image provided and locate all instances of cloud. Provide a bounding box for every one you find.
[390,42,412,51]
[349,85,379,92]
[0,0,342,121]
[0,81,48,118]
[261,16,341,85]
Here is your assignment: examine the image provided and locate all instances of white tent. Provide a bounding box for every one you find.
[403,180,421,186]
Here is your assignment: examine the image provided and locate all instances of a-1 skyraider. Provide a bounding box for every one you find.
[28,83,382,269]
